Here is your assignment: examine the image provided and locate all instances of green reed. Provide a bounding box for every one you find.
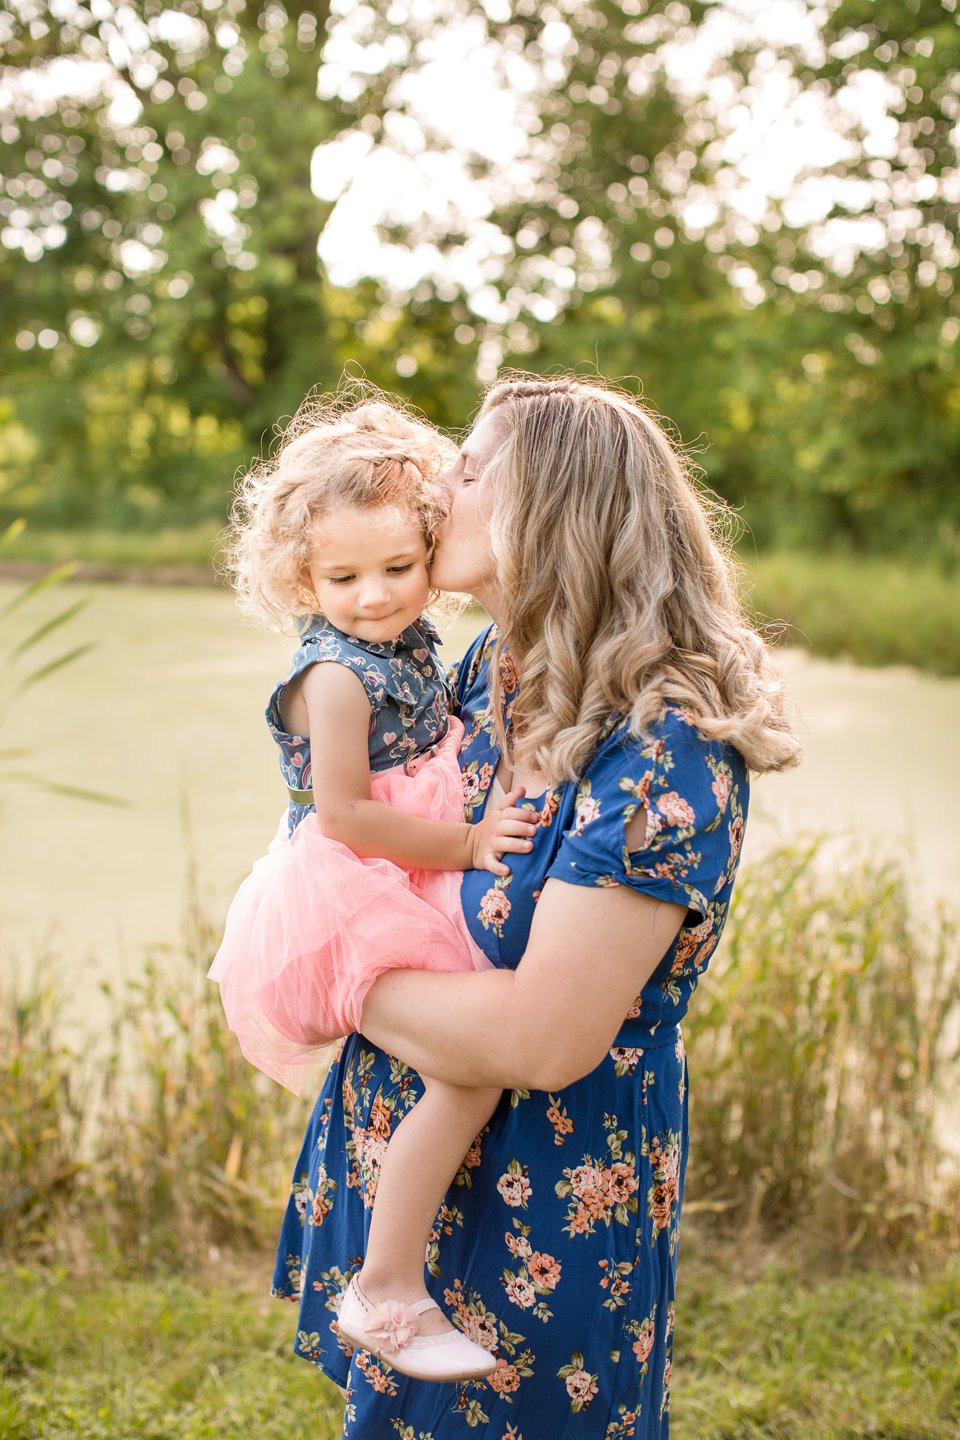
[684,841,959,1254]
[93,886,313,1266]
[1,841,957,1270]
[1,891,311,1270]
[0,963,89,1252]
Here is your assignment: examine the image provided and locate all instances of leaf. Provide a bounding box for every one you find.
[11,598,90,658]
[0,562,81,618]
[32,781,132,809]
[16,643,97,692]
[3,771,131,808]
[224,1132,244,1181]
[1,518,27,550]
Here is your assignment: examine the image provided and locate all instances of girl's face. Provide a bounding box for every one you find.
[306,503,430,642]
[431,411,508,607]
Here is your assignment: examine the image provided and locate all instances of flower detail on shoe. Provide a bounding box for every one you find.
[337,1275,497,1382]
[364,1300,419,1353]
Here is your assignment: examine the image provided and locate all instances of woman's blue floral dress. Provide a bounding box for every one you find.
[272,625,750,1438]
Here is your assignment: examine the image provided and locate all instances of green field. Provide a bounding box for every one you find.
[2,1245,957,1439]
[741,549,960,677]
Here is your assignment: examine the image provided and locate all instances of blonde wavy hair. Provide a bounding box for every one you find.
[224,387,455,631]
[478,373,802,779]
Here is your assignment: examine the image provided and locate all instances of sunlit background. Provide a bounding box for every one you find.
[2,0,957,980]
[2,2,959,1432]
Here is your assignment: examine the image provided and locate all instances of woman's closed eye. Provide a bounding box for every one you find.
[463,457,490,486]
[387,563,414,574]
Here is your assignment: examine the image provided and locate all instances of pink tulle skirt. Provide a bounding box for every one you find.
[208,719,490,1093]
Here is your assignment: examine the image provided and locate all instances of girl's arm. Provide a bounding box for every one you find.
[359,877,687,1092]
[302,662,536,874]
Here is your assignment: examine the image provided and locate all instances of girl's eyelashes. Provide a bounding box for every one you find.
[325,564,415,583]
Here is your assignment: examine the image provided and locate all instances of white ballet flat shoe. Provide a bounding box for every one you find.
[337,1275,497,1383]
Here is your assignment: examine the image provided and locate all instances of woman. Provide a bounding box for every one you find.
[272,373,801,1436]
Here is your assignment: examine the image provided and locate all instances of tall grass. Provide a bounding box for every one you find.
[1,896,312,1270]
[685,842,959,1255]
[1,842,957,1271]
[93,897,314,1264]
[0,522,221,575]
[0,542,308,1267]
[0,964,89,1252]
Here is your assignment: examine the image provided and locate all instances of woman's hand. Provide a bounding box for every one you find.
[466,786,538,875]
[359,878,686,1092]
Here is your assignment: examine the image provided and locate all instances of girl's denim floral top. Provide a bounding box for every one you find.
[267,615,451,835]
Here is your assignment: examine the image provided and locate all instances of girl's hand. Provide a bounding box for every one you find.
[467,787,538,876]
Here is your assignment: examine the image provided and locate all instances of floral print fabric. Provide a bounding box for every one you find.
[267,615,451,836]
[272,624,749,1437]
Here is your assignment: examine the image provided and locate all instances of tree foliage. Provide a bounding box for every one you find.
[475,0,959,546]
[1,0,956,550]
[2,0,343,522]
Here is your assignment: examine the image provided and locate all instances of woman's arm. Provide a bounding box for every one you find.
[359,878,687,1092]
[302,663,536,874]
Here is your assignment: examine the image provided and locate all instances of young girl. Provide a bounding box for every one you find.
[210,393,537,1383]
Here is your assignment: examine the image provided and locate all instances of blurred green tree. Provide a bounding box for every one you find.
[2,0,956,550]
[773,0,960,546]
[478,0,959,547]
[1,0,341,525]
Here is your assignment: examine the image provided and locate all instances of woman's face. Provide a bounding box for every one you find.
[431,411,509,605]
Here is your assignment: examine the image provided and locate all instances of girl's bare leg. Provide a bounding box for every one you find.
[355,1078,500,1337]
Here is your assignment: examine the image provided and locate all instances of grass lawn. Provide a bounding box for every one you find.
[2,1246,957,1439]
[0,1263,340,1440]
[675,1251,960,1438]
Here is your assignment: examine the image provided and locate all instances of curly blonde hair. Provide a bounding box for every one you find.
[224,386,456,631]
[478,372,802,779]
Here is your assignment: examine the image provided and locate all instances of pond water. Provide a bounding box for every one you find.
[2,581,958,1013]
